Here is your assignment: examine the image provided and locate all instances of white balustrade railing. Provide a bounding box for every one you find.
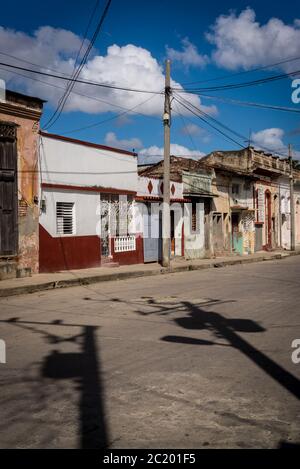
[114,235,136,252]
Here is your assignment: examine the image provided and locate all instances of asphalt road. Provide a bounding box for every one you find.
[0,256,300,449]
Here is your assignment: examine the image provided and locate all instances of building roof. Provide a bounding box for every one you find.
[6,89,46,108]
[40,131,138,157]
[201,147,290,177]
[138,155,208,182]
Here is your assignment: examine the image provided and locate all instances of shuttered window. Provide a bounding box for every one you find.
[56,202,75,235]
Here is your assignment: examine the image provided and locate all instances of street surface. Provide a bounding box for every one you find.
[0,256,299,448]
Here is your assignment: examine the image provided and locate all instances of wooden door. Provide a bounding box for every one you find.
[0,123,18,256]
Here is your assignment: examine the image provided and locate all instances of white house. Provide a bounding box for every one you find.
[136,171,208,262]
[39,132,142,272]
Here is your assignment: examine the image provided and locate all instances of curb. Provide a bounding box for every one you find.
[0,251,299,298]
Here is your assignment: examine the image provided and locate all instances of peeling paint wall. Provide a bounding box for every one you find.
[255,181,279,249]
[0,92,43,274]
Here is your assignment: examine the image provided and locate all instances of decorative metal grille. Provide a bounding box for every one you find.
[0,123,17,140]
[114,235,136,252]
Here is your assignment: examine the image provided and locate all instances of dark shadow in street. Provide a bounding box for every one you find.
[162,335,231,347]
[278,441,300,448]
[160,301,300,400]
[130,296,300,401]
[0,318,108,449]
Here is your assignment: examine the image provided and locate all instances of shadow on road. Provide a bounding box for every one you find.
[0,318,108,448]
[133,297,300,400]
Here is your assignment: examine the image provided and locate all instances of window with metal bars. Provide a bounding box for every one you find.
[56,202,75,235]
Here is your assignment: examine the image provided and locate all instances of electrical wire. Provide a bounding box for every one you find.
[180,55,300,86]
[173,95,245,149]
[0,61,163,95]
[172,101,203,156]
[199,94,300,114]
[175,93,246,141]
[44,0,112,130]
[0,66,161,132]
[174,94,292,158]
[173,68,300,93]
[62,92,162,134]
[71,1,100,73]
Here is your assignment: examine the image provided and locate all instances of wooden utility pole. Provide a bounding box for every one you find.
[162,59,171,267]
[289,144,296,251]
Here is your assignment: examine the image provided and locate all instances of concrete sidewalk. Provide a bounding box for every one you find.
[0,249,299,298]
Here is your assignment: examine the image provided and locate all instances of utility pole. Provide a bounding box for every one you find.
[162,59,171,267]
[289,144,296,251]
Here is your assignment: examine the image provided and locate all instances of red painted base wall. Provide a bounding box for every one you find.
[111,235,144,265]
[39,225,101,273]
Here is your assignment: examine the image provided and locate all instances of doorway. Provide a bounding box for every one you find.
[264,191,272,249]
[0,123,18,256]
[231,212,243,255]
[170,210,175,256]
[212,213,223,254]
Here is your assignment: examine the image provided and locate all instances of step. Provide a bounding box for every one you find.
[0,261,17,281]
[101,257,119,268]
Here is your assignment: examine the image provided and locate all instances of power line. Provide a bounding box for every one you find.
[72,0,100,72]
[0,51,71,76]
[174,94,292,159]
[62,92,161,134]
[172,101,202,155]
[0,65,160,126]
[176,93,246,141]
[0,62,163,95]
[180,55,300,86]
[174,68,300,93]
[173,95,245,149]
[44,0,112,130]
[199,94,300,114]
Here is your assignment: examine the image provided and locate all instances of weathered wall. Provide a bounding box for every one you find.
[0,99,42,274]
[255,180,279,249]
[295,184,300,245]
[279,177,291,250]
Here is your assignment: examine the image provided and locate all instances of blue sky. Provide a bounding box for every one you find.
[0,0,300,161]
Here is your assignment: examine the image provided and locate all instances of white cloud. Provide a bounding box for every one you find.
[180,123,211,142]
[207,8,300,72]
[139,144,205,164]
[104,132,142,151]
[251,127,300,160]
[180,123,202,136]
[0,26,216,117]
[251,128,285,151]
[115,114,133,127]
[166,37,209,69]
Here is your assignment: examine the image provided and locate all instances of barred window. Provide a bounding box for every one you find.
[56,202,75,235]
